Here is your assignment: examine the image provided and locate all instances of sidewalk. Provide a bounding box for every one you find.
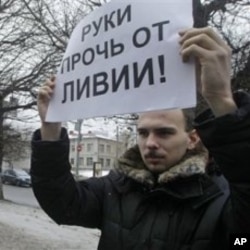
[0,200,100,250]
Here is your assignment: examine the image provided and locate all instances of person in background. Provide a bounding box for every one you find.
[31,27,250,250]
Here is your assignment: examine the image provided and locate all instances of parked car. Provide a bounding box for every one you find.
[22,168,31,174]
[1,169,31,187]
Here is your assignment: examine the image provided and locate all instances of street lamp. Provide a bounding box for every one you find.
[116,125,119,158]
[75,119,83,180]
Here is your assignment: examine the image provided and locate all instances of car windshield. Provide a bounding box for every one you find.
[15,170,30,177]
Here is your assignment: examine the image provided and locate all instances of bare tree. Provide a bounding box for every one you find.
[2,124,30,168]
[193,0,250,113]
[0,0,54,178]
[0,0,108,199]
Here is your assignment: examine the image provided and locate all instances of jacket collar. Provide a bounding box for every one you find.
[111,146,224,204]
[109,169,223,206]
[114,145,208,187]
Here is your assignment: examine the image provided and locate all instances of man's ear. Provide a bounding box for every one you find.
[187,129,200,150]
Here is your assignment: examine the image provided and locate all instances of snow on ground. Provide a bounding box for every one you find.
[0,200,100,250]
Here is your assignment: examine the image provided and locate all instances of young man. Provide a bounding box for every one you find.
[31,27,250,250]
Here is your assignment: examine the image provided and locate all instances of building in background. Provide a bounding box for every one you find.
[69,130,126,178]
[2,120,137,179]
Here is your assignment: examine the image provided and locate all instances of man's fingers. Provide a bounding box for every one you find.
[38,76,57,100]
[45,76,56,89]
[179,27,231,63]
[179,27,226,48]
[50,75,56,82]
[38,86,54,100]
[180,33,220,52]
[180,44,210,62]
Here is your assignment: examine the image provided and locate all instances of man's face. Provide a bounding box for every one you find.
[137,109,197,173]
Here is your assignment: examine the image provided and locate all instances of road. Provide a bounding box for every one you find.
[3,184,40,207]
[0,186,100,250]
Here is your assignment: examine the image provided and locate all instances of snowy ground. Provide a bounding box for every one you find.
[0,200,100,250]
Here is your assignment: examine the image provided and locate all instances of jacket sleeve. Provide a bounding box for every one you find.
[194,91,250,232]
[30,128,105,229]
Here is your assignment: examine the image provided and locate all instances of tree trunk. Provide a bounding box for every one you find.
[0,177,4,200]
[0,96,5,200]
[192,0,209,28]
[232,56,250,91]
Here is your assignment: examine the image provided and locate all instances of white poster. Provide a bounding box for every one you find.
[46,0,195,122]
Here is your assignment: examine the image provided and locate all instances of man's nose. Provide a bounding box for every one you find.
[145,133,159,148]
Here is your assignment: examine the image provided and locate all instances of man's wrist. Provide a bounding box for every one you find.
[206,96,237,117]
[41,122,62,141]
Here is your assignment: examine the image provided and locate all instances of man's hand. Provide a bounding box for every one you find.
[179,27,237,117]
[37,76,61,140]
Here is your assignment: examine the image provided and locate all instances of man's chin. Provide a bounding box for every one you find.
[146,163,168,173]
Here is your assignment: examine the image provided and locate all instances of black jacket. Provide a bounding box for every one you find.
[31,91,250,250]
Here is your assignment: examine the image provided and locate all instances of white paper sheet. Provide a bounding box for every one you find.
[46,0,195,122]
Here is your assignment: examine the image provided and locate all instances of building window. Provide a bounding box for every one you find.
[99,158,104,167]
[71,145,75,152]
[106,159,111,167]
[106,145,111,154]
[70,158,75,165]
[99,144,105,153]
[87,143,93,152]
[87,157,93,166]
[79,157,84,165]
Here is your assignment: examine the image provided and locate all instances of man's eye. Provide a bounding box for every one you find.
[138,130,148,137]
[156,130,173,137]
[156,131,168,137]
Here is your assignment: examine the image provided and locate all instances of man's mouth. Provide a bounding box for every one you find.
[146,157,162,164]
[145,153,163,164]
